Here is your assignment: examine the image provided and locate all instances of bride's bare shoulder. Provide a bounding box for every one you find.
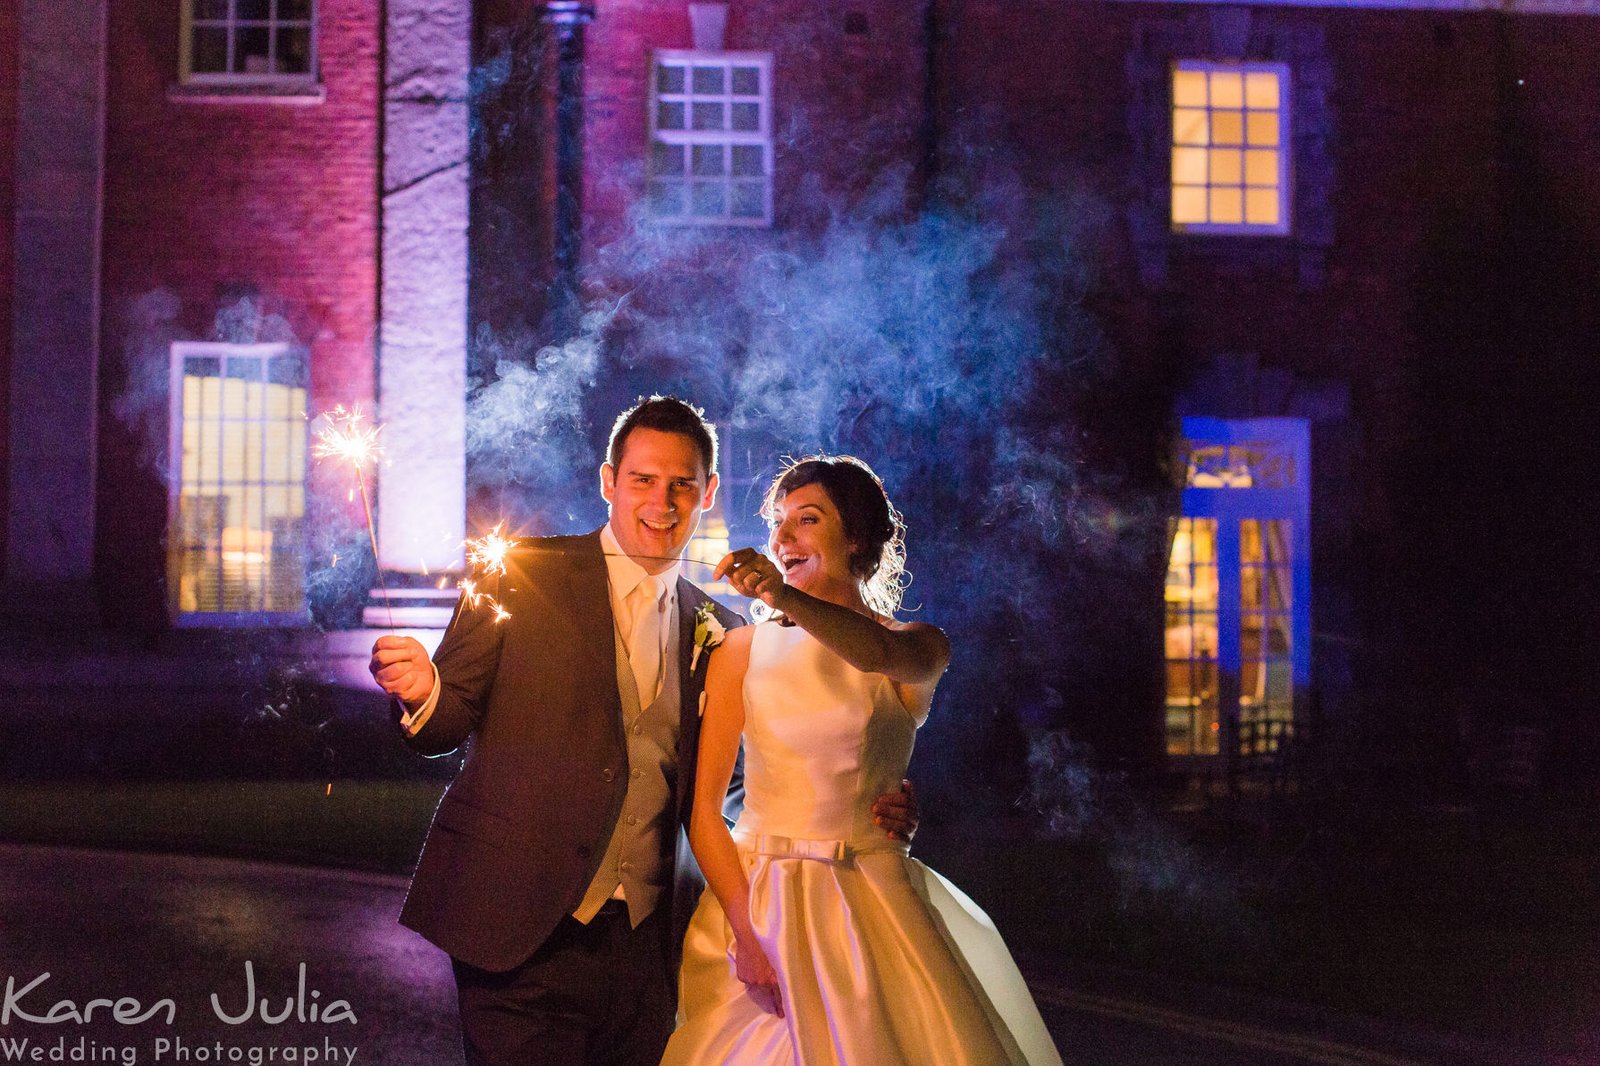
[884,617,945,640]
[882,617,951,671]
[725,621,757,647]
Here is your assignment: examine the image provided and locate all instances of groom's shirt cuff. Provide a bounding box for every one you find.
[398,666,442,735]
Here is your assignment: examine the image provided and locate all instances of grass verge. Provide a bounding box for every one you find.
[0,779,444,874]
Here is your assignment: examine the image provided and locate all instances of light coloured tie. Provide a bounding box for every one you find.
[628,575,664,707]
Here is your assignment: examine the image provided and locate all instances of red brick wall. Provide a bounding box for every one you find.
[934,9,1600,349]
[1506,17,1600,241]
[583,0,931,252]
[935,2,1600,462]
[935,3,1504,364]
[0,0,16,567]
[938,1,1600,744]
[98,0,380,626]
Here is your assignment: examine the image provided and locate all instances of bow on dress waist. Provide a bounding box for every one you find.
[733,829,910,864]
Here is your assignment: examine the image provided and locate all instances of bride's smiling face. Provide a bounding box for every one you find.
[767,483,859,600]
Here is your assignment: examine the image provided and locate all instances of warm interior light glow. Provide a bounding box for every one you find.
[1172,147,1206,185]
[1245,70,1279,108]
[685,508,733,597]
[1166,517,1220,757]
[1172,186,1207,225]
[1246,188,1280,226]
[1247,111,1279,147]
[171,349,307,617]
[1170,62,1287,233]
[1172,68,1207,106]
[1164,513,1296,758]
[221,525,273,564]
[1210,148,1242,185]
[1245,148,1278,185]
[1172,108,1208,145]
[1209,187,1243,224]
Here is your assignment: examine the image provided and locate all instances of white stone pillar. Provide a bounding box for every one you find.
[379,0,470,575]
[4,0,106,613]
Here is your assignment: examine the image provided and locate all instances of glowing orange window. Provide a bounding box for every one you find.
[1171,62,1290,236]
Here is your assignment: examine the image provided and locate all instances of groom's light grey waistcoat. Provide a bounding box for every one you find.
[573,609,683,927]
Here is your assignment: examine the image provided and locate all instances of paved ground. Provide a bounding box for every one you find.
[0,845,1541,1065]
[0,845,457,1063]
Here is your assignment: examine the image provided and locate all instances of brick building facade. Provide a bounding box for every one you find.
[2,0,1595,787]
[96,0,382,630]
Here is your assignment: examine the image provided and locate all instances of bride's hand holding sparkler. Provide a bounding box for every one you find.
[369,635,435,707]
[714,548,788,609]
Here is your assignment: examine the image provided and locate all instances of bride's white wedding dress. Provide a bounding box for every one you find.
[662,620,1063,1065]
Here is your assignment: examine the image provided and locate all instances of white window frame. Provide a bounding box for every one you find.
[648,50,774,228]
[179,0,320,87]
[167,341,309,626]
[1170,60,1291,237]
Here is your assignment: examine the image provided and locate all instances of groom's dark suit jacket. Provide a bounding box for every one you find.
[398,530,742,975]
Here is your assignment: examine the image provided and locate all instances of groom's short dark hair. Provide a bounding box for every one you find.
[607,395,719,478]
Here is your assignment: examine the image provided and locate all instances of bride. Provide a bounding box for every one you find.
[661,456,1062,1065]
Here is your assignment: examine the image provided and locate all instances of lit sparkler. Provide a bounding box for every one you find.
[452,527,728,626]
[460,524,516,622]
[312,404,393,628]
[311,403,383,469]
[466,523,514,577]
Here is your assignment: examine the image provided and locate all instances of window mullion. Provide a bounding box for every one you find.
[649,50,772,226]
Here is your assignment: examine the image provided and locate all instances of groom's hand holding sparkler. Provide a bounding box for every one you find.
[369,636,435,707]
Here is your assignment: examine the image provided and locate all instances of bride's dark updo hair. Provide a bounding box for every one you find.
[760,455,908,617]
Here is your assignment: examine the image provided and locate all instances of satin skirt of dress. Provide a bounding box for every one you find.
[662,846,1063,1066]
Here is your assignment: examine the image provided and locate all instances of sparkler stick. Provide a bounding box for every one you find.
[457,527,731,624]
[599,552,723,566]
[312,404,394,628]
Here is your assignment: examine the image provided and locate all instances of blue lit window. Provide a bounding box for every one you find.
[1165,418,1310,761]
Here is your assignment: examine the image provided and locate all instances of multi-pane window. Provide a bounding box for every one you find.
[1165,418,1310,763]
[168,344,308,622]
[1166,517,1221,756]
[1239,518,1294,751]
[181,0,317,82]
[1170,62,1289,234]
[649,51,773,226]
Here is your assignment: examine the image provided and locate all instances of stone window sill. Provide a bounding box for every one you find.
[167,81,326,106]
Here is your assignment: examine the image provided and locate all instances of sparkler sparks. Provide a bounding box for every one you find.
[311,404,384,470]
[451,528,727,626]
[312,404,393,628]
[460,525,516,622]
[466,524,514,577]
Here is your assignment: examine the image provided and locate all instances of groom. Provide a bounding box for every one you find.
[370,396,916,1066]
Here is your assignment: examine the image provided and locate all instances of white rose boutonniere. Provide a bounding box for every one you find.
[690,601,726,674]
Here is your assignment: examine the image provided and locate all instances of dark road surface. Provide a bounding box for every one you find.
[0,845,1541,1065]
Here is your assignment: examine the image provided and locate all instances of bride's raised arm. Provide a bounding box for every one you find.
[714,548,949,686]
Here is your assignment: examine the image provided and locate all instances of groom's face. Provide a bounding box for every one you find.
[600,427,718,575]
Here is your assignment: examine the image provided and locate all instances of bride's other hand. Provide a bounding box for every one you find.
[732,927,784,1018]
[714,547,787,609]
